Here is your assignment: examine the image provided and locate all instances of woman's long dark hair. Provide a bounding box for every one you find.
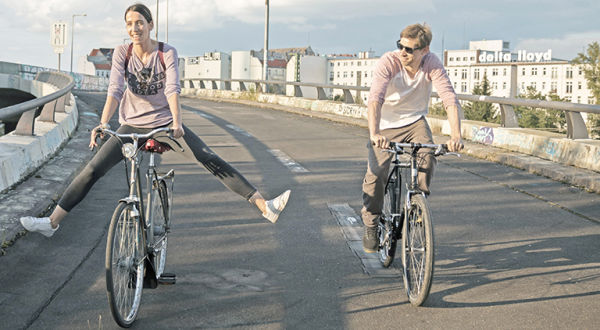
[124,3,153,23]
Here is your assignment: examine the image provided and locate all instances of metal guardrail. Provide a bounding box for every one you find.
[0,71,75,136]
[181,77,599,140]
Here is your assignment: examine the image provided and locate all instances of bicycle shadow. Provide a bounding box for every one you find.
[424,233,600,308]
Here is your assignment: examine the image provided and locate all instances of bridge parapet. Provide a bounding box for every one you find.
[0,73,79,192]
[181,85,600,176]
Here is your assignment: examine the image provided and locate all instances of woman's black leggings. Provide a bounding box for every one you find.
[58,124,257,212]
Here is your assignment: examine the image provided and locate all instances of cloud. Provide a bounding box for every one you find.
[514,31,600,61]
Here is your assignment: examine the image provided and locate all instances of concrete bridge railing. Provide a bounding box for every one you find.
[180,78,600,174]
[0,72,79,192]
[181,78,600,141]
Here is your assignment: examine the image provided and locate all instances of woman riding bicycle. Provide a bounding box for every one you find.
[20,3,291,237]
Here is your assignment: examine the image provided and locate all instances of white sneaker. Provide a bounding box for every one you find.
[20,217,59,237]
[262,190,291,223]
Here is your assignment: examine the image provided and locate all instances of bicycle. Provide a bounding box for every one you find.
[96,127,182,327]
[376,142,458,306]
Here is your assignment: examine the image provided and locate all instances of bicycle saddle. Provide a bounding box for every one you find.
[142,139,171,154]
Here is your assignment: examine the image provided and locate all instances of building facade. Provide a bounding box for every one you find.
[444,40,592,104]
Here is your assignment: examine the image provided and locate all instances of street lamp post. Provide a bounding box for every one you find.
[263,0,269,93]
[70,14,87,73]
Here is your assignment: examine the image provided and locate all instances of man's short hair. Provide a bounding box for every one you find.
[400,23,432,48]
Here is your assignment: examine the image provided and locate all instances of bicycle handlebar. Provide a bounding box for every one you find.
[373,141,460,157]
[94,127,185,152]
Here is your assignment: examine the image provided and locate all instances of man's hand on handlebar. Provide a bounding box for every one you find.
[446,137,464,152]
[370,134,389,149]
[89,126,105,150]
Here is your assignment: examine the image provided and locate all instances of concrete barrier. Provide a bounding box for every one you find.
[0,74,78,192]
[181,88,600,174]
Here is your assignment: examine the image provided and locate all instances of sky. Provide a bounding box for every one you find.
[1,0,600,71]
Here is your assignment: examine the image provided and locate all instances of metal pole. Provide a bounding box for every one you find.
[263,0,269,93]
[70,14,86,73]
[155,0,159,40]
[58,53,61,71]
[166,0,169,43]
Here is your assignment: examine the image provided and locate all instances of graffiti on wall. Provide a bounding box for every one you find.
[15,63,109,91]
[471,126,494,145]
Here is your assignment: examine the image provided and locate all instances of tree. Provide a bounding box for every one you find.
[513,87,565,131]
[572,42,600,139]
[463,73,499,123]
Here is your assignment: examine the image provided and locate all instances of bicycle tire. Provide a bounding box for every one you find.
[401,194,434,306]
[378,175,398,267]
[151,180,169,278]
[106,202,145,328]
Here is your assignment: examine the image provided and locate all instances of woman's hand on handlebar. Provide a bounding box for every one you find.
[89,126,104,150]
[171,124,185,139]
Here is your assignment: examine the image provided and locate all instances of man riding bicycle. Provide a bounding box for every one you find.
[362,23,463,253]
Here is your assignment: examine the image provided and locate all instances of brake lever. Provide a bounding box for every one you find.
[168,130,185,152]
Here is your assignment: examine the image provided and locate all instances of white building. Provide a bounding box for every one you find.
[444,40,592,104]
[230,50,288,92]
[77,48,113,77]
[285,54,328,99]
[329,51,379,103]
[182,52,231,90]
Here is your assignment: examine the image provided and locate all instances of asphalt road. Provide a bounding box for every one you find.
[1,93,600,329]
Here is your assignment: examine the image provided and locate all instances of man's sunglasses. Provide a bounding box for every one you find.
[396,40,424,54]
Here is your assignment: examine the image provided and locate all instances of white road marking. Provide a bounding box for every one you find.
[267,149,308,173]
[226,125,253,137]
[198,113,214,119]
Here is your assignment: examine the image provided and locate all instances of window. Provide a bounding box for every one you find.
[588,97,595,104]
[350,71,354,78]
[337,72,340,78]
[351,61,354,66]
[543,67,547,75]
[579,67,583,75]
[531,82,536,90]
[330,72,334,81]
[503,82,507,90]
[337,62,340,66]
[521,82,525,89]
[551,67,558,79]
[522,68,526,75]
[565,96,572,102]
[449,57,454,61]
[542,82,546,90]
[551,81,557,92]
[371,71,374,77]
[566,81,573,93]
[532,68,537,75]
[492,82,498,89]
[454,69,457,77]
[343,71,347,78]
[463,57,468,61]
[474,69,480,80]
[503,68,507,76]
[578,81,582,90]
[357,61,361,66]
[453,82,457,89]
[364,72,367,78]
[470,57,475,61]
[492,68,498,76]
[566,67,573,78]
[461,82,467,92]
[344,62,348,66]
[461,69,467,79]
[577,96,581,103]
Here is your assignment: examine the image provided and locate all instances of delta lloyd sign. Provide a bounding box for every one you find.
[478,49,552,63]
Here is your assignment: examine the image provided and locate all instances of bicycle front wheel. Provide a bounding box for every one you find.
[151,180,169,278]
[401,194,434,306]
[106,202,145,328]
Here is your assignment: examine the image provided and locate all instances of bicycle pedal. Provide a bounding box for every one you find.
[158,273,177,285]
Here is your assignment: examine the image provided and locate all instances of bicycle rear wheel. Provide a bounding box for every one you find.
[151,180,169,278]
[106,202,145,328]
[378,175,398,267]
[401,194,434,306]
